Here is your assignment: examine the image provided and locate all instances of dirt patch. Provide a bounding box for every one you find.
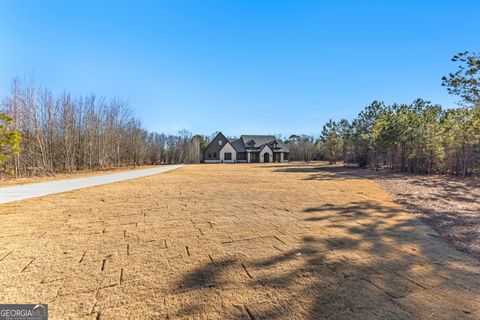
[0,163,478,319]
[376,175,480,260]
[311,164,480,262]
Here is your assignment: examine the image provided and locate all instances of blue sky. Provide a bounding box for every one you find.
[1,1,479,137]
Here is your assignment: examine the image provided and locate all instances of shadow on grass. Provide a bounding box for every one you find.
[172,201,480,319]
[260,162,330,173]
[276,164,480,261]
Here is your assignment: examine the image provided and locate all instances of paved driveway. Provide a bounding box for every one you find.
[0,165,183,204]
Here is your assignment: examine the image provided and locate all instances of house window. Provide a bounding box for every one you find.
[224,152,232,160]
[219,140,223,146]
[213,152,217,158]
[208,153,212,159]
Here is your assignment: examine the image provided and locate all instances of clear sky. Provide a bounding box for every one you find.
[1,1,479,137]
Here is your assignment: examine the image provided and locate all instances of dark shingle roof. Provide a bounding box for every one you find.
[230,138,246,152]
[240,135,276,148]
[208,133,289,153]
[239,135,289,152]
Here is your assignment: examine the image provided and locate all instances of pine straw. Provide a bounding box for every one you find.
[320,165,480,262]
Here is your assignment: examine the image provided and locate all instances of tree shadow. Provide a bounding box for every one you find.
[394,198,480,260]
[277,164,480,262]
[262,162,330,173]
[172,201,480,319]
[176,258,236,290]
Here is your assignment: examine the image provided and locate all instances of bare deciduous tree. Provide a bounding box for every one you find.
[0,78,203,176]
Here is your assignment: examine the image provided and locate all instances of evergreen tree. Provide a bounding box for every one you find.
[0,112,21,172]
[320,120,342,164]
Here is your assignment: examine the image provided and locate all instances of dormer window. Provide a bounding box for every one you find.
[219,140,223,146]
[272,141,278,148]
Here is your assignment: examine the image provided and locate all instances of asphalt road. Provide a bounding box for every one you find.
[0,165,183,204]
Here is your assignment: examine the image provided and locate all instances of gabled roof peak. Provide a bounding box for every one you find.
[208,132,288,152]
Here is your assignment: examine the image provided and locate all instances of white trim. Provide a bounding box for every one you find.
[259,144,273,163]
[259,144,273,153]
[219,141,237,163]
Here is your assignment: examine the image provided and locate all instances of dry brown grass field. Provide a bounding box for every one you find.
[0,163,479,319]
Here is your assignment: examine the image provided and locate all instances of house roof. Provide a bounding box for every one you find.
[240,135,277,148]
[206,133,289,154]
[230,138,246,152]
[259,143,273,153]
[239,135,289,152]
[203,131,229,155]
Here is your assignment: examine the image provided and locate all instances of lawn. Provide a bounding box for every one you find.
[0,163,478,319]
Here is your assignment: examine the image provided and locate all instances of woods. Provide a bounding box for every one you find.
[284,134,319,162]
[318,99,480,176]
[0,79,202,176]
[318,51,480,176]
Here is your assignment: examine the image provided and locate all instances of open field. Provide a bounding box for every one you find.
[0,163,479,319]
[310,164,480,262]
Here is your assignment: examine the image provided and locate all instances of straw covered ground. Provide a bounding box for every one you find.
[0,163,479,319]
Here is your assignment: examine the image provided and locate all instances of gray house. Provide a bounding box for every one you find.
[203,132,289,163]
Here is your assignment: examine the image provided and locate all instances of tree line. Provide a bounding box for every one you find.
[0,79,204,176]
[1,51,478,176]
[317,51,480,177]
[282,51,480,177]
[318,99,480,176]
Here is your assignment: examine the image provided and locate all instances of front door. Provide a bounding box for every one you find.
[263,153,270,163]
